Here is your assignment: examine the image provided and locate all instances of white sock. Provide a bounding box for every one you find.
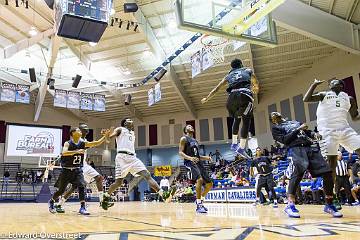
[58,197,66,206]
[98,191,104,202]
[201,196,205,202]
[274,199,278,203]
[256,197,260,202]
[239,138,247,148]
[356,199,359,203]
[196,199,202,204]
[232,135,238,145]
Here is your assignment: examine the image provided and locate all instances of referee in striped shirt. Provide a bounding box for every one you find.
[335,152,352,205]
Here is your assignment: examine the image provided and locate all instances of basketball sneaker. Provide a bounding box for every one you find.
[232,144,251,159]
[273,202,278,208]
[333,199,342,210]
[284,203,300,218]
[55,204,65,213]
[201,201,208,211]
[196,204,207,214]
[324,204,343,218]
[352,200,360,206]
[79,207,90,215]
[253,200,260,206]
[48,200,56,214]
[101,193,115,210]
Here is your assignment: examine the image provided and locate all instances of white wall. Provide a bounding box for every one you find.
[254,50,360,147]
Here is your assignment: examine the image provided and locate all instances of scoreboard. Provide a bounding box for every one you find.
[55,0,111,42]
[66,0,109,22]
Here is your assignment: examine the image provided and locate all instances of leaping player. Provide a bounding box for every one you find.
[201,58,259,159]
[48,128,109,215]
[179,125,213,213]
[101,118,166,209]
[55,124,109,210]
[303,79,360,203]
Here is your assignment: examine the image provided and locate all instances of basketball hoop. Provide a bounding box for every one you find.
[200,35,228,64]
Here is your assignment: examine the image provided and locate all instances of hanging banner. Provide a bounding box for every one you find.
[0,82,16,102]
[80,93,93,111]
[154,82,161,103]
[93,94,106,112]
[154,165,172,177]
[148,87,154,106]
[54,89,67,108]
[67,91,80,109]
[250,17,268,37]
[191,50,202,78]
[15,84,30,104]
[201,48,214,71]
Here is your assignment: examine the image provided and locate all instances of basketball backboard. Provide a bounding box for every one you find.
[175,0,285,47]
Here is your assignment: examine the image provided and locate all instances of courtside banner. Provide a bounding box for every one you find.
[204,188,256,203]
[154,165,172,176]
[6,124,62,157]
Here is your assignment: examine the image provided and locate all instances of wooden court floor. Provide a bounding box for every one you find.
[0,202,359,240]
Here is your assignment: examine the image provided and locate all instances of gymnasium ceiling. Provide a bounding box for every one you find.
[0,0,359,121]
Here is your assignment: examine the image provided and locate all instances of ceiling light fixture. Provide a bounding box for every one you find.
[110,8,115,15]
[89,42,97,47]
[28,26,38,36]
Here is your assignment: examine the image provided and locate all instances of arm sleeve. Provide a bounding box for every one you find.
[271,125,300,145]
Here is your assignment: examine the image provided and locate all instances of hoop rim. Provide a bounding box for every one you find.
[200,34,228,47]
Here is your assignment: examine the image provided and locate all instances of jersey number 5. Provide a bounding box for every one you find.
[73,155,82,165]
[336,100,340,107]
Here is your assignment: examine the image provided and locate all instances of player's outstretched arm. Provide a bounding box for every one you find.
[303,79,326,102]
[178,137,199,163]
[201,77,227,104]
[108,127,122,139]
[62,142,85,156]
[349,97,360,121]
[85,129,111,148]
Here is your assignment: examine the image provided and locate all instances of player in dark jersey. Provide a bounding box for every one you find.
[270,112,342,218]
[201,58,259,159]
[179,125,213,213]
[48,127,109,215]
[250,148,278,208]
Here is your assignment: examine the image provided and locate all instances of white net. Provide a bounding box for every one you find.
[200,35,228,64]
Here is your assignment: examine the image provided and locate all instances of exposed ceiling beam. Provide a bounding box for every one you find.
[329,0,335,14]
[346,0,360,21]
[131,1,197,119]
[65,41,144,122]
[34,35,61,122]
[273,0,360,55]
[1,28,54,59]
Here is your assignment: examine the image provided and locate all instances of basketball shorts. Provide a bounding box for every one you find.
[184,160,212,183]
[226,91,253,119]
[257,173,276,189]
[82,164,100,184]
[287,146,331,179]
[115,153,147,179]
[319,127,360,156]
[55,168,86,189]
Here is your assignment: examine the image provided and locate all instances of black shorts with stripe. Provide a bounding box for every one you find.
[184,160,212,184]
[226,91,253,118]
[257,173,276,189]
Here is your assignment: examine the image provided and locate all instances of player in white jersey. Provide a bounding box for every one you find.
[101,118,165,210]
[56,124,106,208]
[304,79,360,184]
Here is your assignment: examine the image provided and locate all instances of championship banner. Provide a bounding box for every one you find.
[191,50,202,78]
[204,188,256,203]
[6,124,62,157]
[148,87,154,106]
[15,84,30,104]
[67,91,80,109]
[0,82,16,102]
[154,165,172,177]
[80,93,93,110]
[54,89,67,108]
[201,48,214,71]
[93,94,106,112]
[154,82,161,103]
